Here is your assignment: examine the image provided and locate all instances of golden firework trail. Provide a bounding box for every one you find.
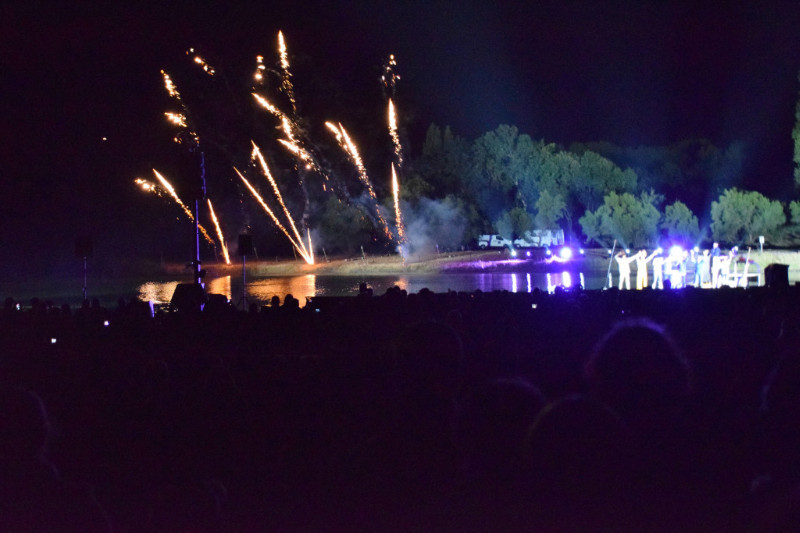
[235,167,313,264]
[252,93,286,119]
[251,142,307,253]
[307,228,315,264]
[135,178,160,195]
[388,99,403,167]
[391,163,406,244]
[161,69,199,145]
[164,112,187,128]
[381,54,400,99]
[188,48,216,76]
[151,170,215,245]
[325,121,393,240]
[207,199,231,264]
[253,55,267,85]
[277,31,296,113]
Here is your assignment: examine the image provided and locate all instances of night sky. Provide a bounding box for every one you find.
[3,1,800,276]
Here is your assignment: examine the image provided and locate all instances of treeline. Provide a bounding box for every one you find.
[313,123,800,254]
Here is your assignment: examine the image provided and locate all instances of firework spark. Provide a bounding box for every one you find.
[277,31,296,113]
[161,69,199,146]
[188,48,216,76]
[135,178,160,195]
[207,199,231,264]
[391,163,406,244]
[252,93,286,119]
[251,141,308,254]
[235,167,313,264]
[381,54,400,99]
[253,55,267,85]
[151,170,215,245]
[325,121,393,240]
[388,99,403,167]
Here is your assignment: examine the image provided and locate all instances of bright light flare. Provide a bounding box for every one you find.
[207,199,231,264]
[559,246,573,260]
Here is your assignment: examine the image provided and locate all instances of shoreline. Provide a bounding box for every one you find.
[197,248,800,279]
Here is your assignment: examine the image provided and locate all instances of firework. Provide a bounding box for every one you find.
[277,31,296,113]
[391,163,406,244]
[388,99,403,167]
[381,54,400,99]
[151,170,215,245]
[235,168,313,264]
[207,199,231,264]
[161,69,199,146]
[188,48,216,76]
[325,121,393,240]
[135,178,160,195]
[252,93,286,119]
[251,142,308,255]
[253,55,267,85]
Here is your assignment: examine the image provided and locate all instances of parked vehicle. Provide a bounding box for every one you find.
[513,229,565,248]
[477,234,514,249]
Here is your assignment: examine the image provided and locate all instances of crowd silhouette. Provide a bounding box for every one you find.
[1,283,800,530]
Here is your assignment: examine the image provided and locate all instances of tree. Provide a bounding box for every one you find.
[790,200,800,224]
[467,125,540,217]
[495,207,534,240]
[794,70,800,188]
[534,189,566,229]
[579,191,660,248]
[710,188,786,245]
[661,201,700,243]
[416,124,471,198]
[317,196,374,254]
[572,150,638,212]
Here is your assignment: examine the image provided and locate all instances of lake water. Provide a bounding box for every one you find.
[5,265,778,309]
[140,271,611,307]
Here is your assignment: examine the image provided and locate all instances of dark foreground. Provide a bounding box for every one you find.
[2,284,800,530]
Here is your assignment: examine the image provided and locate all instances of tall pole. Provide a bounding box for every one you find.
[83,255,88,301]
[193,151,207,285]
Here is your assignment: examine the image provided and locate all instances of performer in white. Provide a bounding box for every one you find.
[616,251,637,290]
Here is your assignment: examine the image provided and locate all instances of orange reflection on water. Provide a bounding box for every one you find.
[247,275,317,305]
[206,276,232,300]
[138,281,181,304]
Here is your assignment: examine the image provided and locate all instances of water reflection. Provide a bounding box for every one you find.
[136,271,606,307]
[248,275,318,305]
[138,281,181,304]
[206,276,232,300]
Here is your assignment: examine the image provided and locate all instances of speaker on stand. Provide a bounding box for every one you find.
[237,235,253,309]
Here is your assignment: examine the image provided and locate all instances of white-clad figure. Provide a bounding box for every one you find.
[616,251,637,290]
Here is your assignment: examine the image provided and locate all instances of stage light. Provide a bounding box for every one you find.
[51,338,57,344]
[103,320,110,327]
[559,247,573,260]
[526,251,531,257]
[670,245,683,257]
[579,248,585,255]
[546,248,552,256]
